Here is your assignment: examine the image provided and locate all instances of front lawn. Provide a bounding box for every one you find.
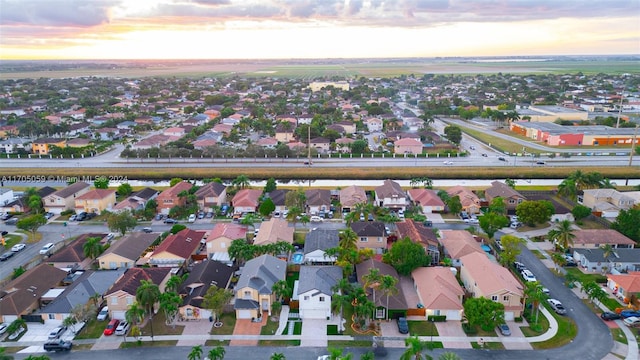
[74,319,107,339]
[564,267,607,284]
[138,313,184,336]
[210,313,236,335]
[471,342,505,350]
[260,318,279,335]
[611,328,628,345]
[407,320,438,336]
[530,249,547,260]
[120,340,177,348]
[531,303,578,349]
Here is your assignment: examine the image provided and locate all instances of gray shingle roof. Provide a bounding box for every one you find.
[304,229,339,254]
[235,254,286,295]
[351,221,386,236]
[297,266,342,296]
[42,269,125,314]
[574,248,640,263]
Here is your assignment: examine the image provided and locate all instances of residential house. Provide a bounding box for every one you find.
[350,221,387,252]
[47,233,107,270]
[95,127,120,141]
[31,138,66,155]
[394,138,423,155]
[396,219,440,265]
[43,182,91,214]
[253,218,294,247]
[485,181,527,211]
[164,127,186,137]
[0,138,29,154]
[147,228,206,268]
[581,189,640,218]
[132,134,173,150]
[335,121,356,134]
[74,189,116,214]
[606,272,640,302]
[274,123,296,143]
[40,269,125,325]
[178,260,236,321]
[0,188,13,206]
[156,181,193,215]
[339,185,367,213]
[438,230,484,266]
[104,267,171,320]
[572,248,640,274]
[257,137,278,149]
[411,267,464,320]
[297,266,343,319]
[0,125,18,139]
[335,137,355,153]
[364,117,383,132]
[97,232,160,270]
[205,223,247,263]
[0,263,67,323]
[303,229,340,264]
[310,137,330,154]
[446,186,481,214]
[66,138,91,148]
[195,182,227,211]
[305,189,331,215]
[374,179,407,211]
[112,187,159,213]
[1,186,55,213]
[234,254,287,319]
[407,189,445,213]
[571,229,636,249]
[459,252,524,320]
[356,259,408,319]
[231,189,262,214]
[267,189,290,214]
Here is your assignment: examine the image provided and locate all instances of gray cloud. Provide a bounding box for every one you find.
[0,0,116,27]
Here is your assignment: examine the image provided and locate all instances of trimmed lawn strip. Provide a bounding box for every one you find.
[564,267,607,284]
[0,346,26,354]
[531,249,546,259]
[259,340,301,346]
[138,313,184,336]
[260,319,280,335]
[471,342,505,350]
[521,307,550,337]
[408,320,438,336]
[204,340,230,346]
[531,304,577,349]
[328,340,373,347]
[611,328,628,345]
[74,319,107,339]
[120,340,177,348]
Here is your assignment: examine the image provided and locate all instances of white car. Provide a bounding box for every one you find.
[0,323,8,335]
[188,214,196,223]
[623,316,640,328]
[11,243,25,252]
[310,216,324,223]
[521,269,537,282]
[115,321,130,336]
[97,306,109,321]
[39,242,54,255]
[48,326,66,340]
[443,160,454,165]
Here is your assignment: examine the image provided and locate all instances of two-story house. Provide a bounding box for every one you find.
[303,229,340,264]
[147,228,206,268]
[104,267,172,320]
[31,138,66,155]
[297,266,342,319]
[205,223,247,264]
[178,260,236,321]
[156,181,193,215]
[485,181,527,212]
[394,138,423,155]
[396,219,440,265]
[351,221,387,252]
[194,182,227,212]
[438,230,484,267]
[112,187,159,213]
[446,186,481,214]
[459,252,524,320]
[253,218,294,247]
[374,179,407,211]
[581,189,640,218]
[310,137,330,154]
[43,182,91,214]
[97,232,159,270]
[267,189,290,214]
[234,254,286,319]
[74,189,116,214]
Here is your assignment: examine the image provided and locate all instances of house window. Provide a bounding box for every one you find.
[319,296,325,302]
[360,237,368,242]
[377,237,382,242]
[375,308,385,319]
[508,199,515,204]
[221,242,226,248]
[127,296,134,305]
[503,295,509,302]
[111,297,118,305]
[304,296,310,301]
[49,314,55,320]
[491,295,498,301]
[243,291,251,299]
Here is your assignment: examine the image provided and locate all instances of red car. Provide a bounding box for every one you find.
[103,319,120,336]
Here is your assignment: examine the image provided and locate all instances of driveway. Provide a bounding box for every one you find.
[229,318,265,346]
[300,319,328,347]
[499,321,532,350]
[176,319,213,347]
[434,321,471,349]
[379,320,406,348]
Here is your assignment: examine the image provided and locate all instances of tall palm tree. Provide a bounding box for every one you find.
[547,219,575,251]
[600,244,614,274]
[380,275,399,320]
[271,280,292,304]
[125,302,145,328]
[438,353,461,360]
[165,274,188,293]
[339,229,358,251]
[82,237,103,265]
[331,278,353,333]
[136,280,161,320]
[557,179,577,201]
[400,336,432,360]
[550,252,567,274]
[188,345,203,360]
[207,346,226,360]
[159,291,181,327]
[524,282,548,324]
[362,268,382,305]
[231,175,250,190]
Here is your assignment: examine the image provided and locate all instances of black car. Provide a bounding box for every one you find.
[142,227,153,233]
[514,261,526,272]
[1,230,8,236]
[0,252,14,261]
[397,317,409,334]
[44,339,73,352]
[498,156,507,161]
[601,312,622,321]
[164,218,178,224]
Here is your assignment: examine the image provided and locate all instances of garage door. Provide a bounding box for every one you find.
[237,310,252,319]
[111,311,125,321]
[446,310,462,321]
[301,309,327,319]
[504,312,515,321]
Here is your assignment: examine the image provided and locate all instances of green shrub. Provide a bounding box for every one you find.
[427,315,447,322]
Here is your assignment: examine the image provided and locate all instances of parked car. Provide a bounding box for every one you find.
[45,212,55,219]
[103,319,120,336]
[623,316,640,327]
[601,312,622,321]
[521,269,537,282]
[398,209,405,219]
[164,218,178,224]
[620,310,640,318]
[142,227,153,233]
[115,321,130,336]
[11,243,25,252]
[106,233,115,241]
[188,214,196,223]
[397,317,409,334]
[4,218,17,225]
[0,322,8,335]
[205,211,214,218]
[514,262,526,272]
[0,230,7,236]
[69,214,77,221]
[154,214,164,221]
[547,299,567,315]
[310,216,324,223]
[43,339,73,352]
[0,252,14,261]
[1,213,13,221]
[48,326,66,340]
[497,323,511,336]
[197,212,205,219]
[39,242,54,255]
[97,306,109,321]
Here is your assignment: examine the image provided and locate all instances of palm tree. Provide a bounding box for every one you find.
[331,278,353,333]
[524,281,548,325]
[159,291,181,327]
[557,179,577,201]
[231,175,250,190]
[438,353,461,360]
[207,346,225,360]
[188,345,203,360]
[600,244,614,274]
[547,220,575,251]
[550,252,567,274]
[125,302,145,328]
[165,274,188,293]
[600,178,617,189]
[380,275,399,320]
[136,280,161,321]
[363,268,382,305]
[339,228,358,251]
[271,280,292,304]
[270,353,286,360]
[82,237,103,265]
[401,336,432,360]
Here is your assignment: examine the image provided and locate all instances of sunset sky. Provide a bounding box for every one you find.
[1,0,639,60]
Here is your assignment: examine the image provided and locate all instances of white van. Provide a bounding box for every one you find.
[188,214,196,223]
[39,242,54,255]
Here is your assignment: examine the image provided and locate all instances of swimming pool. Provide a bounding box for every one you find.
[292,252,304,264]
[481,245,491,253]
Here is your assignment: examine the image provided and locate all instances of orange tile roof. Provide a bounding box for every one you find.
[460,252,523,297]
[412,267,463,310]
[608,273,640,293]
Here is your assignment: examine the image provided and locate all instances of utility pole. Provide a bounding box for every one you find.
[629,125,638,167]
[616,95,624,128]
[307,124,311,167]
